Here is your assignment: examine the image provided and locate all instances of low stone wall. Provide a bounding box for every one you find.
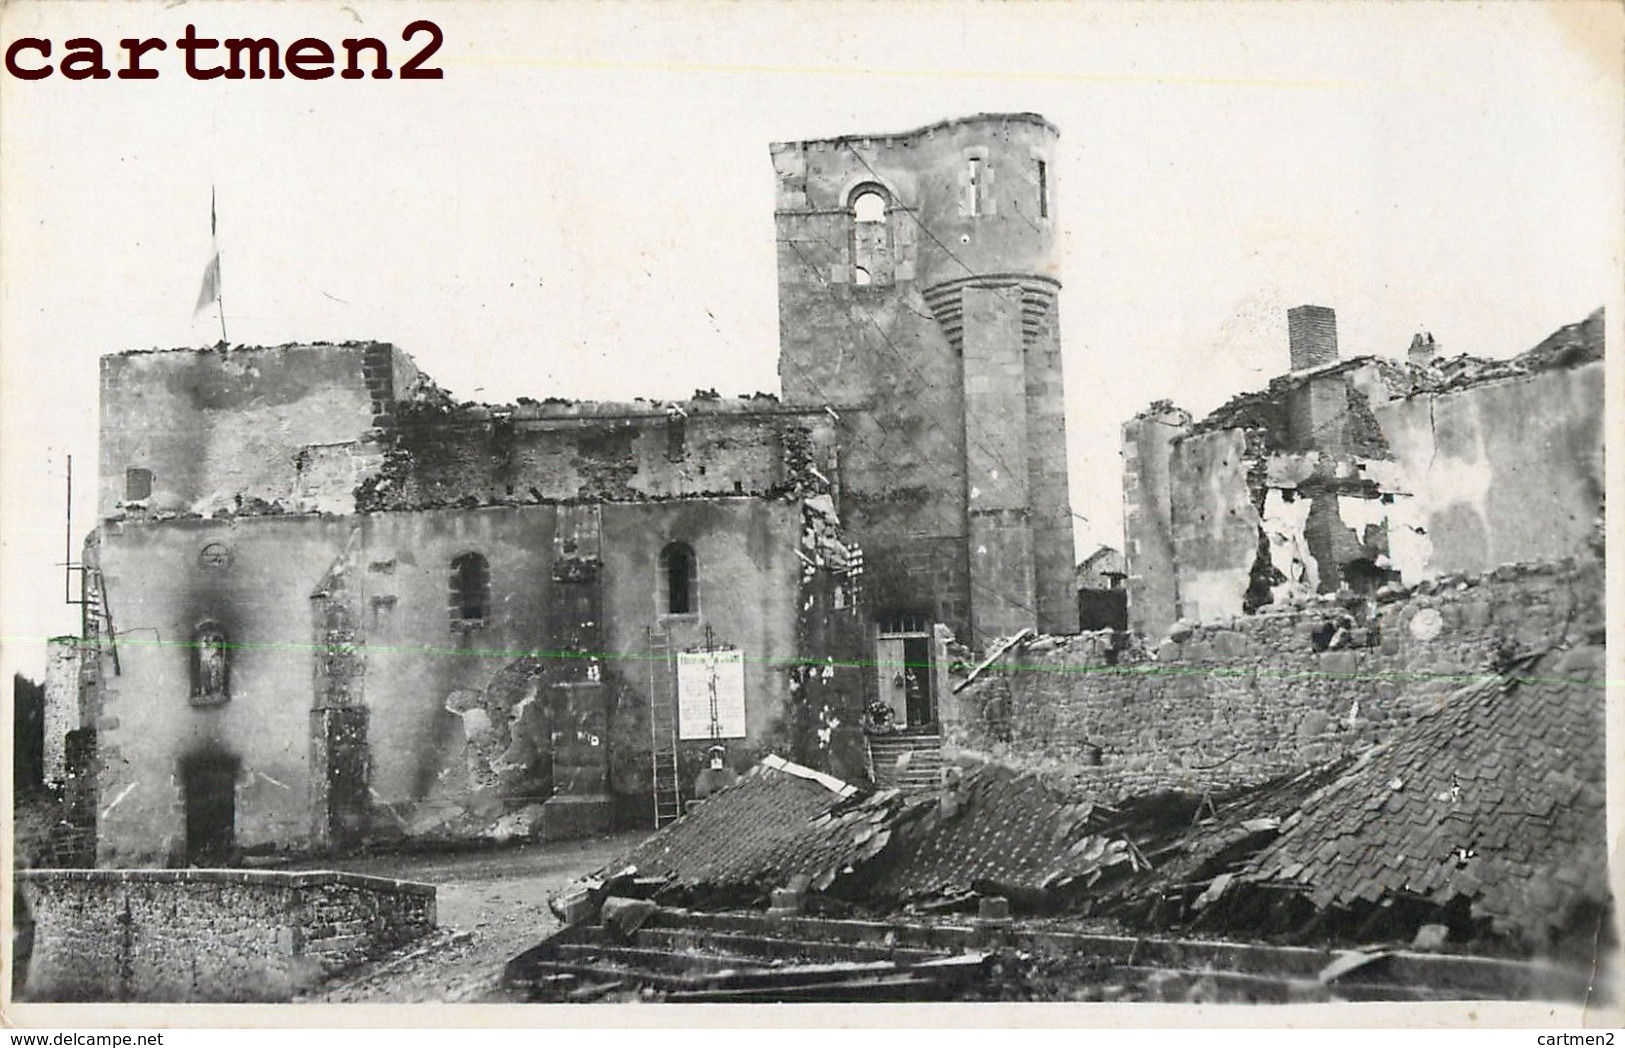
[15,868,436,1002]
[952,557,1602,798]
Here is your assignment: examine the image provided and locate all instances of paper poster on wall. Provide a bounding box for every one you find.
[677,648,746,740]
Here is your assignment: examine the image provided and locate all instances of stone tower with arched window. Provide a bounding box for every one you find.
[771,113,1076,646]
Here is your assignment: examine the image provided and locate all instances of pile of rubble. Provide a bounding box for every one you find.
[526,643,1609,1001]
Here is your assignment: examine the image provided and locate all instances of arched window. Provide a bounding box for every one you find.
[852,189,887,224]
[450,552,490,627]
[848,184,893,287]
[190,621,230,705]
[660,542,697,615]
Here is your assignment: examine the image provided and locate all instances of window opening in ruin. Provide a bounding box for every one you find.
[852,190,887,224]
[966,157,983,217]
[124,467,152,501]
[181,752,238,864]
[876,615,935,729]
[849,185,893,287]
[1341,557,1393,596]
[190,621,230,705]
[450,552,490,626]
[660,542,697,616]
[878,613,931,634]
[1037,159,1048,218]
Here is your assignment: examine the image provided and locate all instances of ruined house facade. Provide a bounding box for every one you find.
[85,344,870,864]
[1122,306,1604,639]
[65,113,1077,865]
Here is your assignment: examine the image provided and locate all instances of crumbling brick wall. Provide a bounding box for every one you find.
[954,556,1602,798]
[16,869,435,1003]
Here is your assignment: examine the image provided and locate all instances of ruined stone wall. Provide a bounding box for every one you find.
[1138,359,1408,633]
[358,508,565,843]
[1372,362,1604,577]
[1125,345,1604,634]
[1166,428,1259,624]
[953,556,1602,799]
[98,343,410,521]
[360,400,841,510]
[16,868,434,1002]
[1121,405,1190,640]
[42,637,81,784]
[90,497,827,862]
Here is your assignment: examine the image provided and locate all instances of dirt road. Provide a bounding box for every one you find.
[296,832,645,1003]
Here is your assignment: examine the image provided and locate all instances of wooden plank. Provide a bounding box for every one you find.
[952,629,1034,693]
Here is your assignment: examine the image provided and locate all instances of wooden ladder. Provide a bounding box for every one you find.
[647,625,683,828]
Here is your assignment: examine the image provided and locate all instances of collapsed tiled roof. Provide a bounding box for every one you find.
[584,646,1607,956]
[854,763,1149,901]
[1085,758,1358,923]
[1232,645,1607,950]
[610,756,893,901]
[601,757,1150,907]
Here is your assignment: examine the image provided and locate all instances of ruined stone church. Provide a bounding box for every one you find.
[66,113,1076,865]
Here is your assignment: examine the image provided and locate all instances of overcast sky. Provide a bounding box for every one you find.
[2,1,1620,678]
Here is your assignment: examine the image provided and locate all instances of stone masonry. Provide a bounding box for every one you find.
[16,868,436,1002]
[953,556,1602,799]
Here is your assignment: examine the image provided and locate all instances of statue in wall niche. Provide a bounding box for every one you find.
[200,638,225,691]
[194,624,229,700]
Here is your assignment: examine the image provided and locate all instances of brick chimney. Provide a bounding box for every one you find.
[1407,331,1437,367]
[1287,305,1338,371]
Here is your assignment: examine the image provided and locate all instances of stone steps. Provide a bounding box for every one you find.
[868,732,944,791]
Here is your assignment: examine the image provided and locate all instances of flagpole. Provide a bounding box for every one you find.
[216,255,228,347]
[193,189,226,346]
[213,187,227,347]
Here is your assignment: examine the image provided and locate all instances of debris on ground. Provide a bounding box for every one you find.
[552,646,1611,972]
